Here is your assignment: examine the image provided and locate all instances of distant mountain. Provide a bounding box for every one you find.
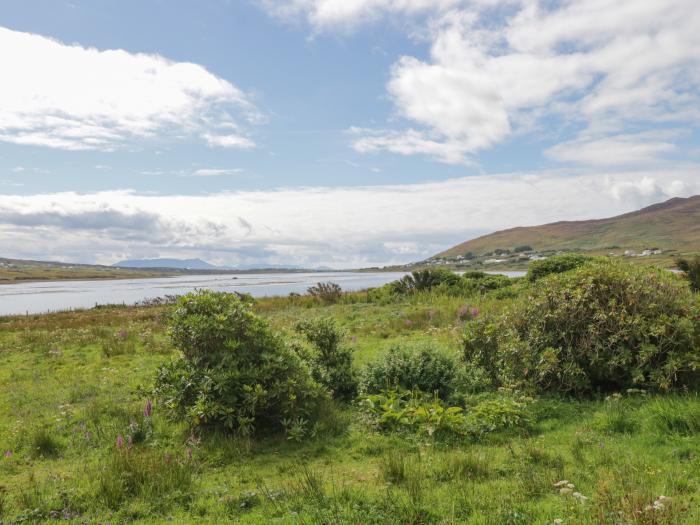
[113,258,218,270]
[436,195,700,259]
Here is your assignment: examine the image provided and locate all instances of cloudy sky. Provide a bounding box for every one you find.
[1,0,699,268]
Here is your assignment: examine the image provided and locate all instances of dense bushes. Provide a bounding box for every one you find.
[390,268,461,294]
[527,253,592,281]
[677,256,700,292]
[295,318,357,400]
[464,260,700,394]
[153,290,326,436]
[359,343,457,399]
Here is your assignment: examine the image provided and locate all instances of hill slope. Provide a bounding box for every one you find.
[437,195,700,258]
[114,258,218,270]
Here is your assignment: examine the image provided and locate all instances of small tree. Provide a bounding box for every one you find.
[153,291,325,436]
[676,257,700,292]
[295,318,357,400]
[527,253,592,281]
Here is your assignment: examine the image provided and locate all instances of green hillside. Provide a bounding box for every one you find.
[436,195,700,261]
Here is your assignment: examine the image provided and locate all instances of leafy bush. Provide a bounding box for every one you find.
[361,390,466,438]
[359,343,457,399]
[307,282,343,304]
[463,260,700,394]
[676,256,700,292]
[464,395,534,435]
[153,291,326,436]
[390,268,460,294]
[527,253,592,282]
[295,318,357,400]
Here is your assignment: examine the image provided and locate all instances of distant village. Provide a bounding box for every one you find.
[412,245,666,269]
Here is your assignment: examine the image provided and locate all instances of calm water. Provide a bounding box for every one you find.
[0,272,409,316]
[0,270,526,317]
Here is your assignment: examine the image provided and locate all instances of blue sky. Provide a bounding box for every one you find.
[1,0,699,267]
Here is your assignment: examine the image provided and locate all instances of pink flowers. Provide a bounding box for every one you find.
[116,435,124,448]
[457,305,480,320]
[4,450,12,458]
[144,399,153,418]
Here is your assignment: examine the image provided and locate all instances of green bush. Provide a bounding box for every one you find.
[676,256,700,292]
[389,268,460,294]
[153,291,326,436]
[463,260,700,394]
[526,253,592,281]
[359,343,457,399]
[295,318,357,400]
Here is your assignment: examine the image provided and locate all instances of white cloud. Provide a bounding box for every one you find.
[545,132,680,167]
[0,26,261,151]
[270,1,700,166]
[1,168,698,267]
[260,0,466,31]
[190,168,245,177]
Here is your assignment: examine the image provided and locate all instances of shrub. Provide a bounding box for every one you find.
[295,318,357,400]
[389,269,460,294]
[153,291,326,436]
[359,343,457,399]
[527,253,592,281]
[463,260,700,394]
[464,395,534,435]
[307,282,343,304]
[676,256,700,292]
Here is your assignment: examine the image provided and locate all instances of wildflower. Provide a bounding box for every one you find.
[470,307,479,318]
[553,480,570,488]
[116,435,124,448]
[573,492,588,502]
[351,336,357,343]
[559,488,573,495]
[48,347,61,356]
[3,450,12,458]
[566,483,575,489]
[144,399,153,418]
[186,447,193,461]
[457,305,471,319]
[553,520,563,525]
[404,319,413,328]
[127,435,133,448]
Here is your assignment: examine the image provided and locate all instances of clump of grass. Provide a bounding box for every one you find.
[593,396,639,434]
[28,427,62,459]
[434,451,491,482]
[94,448,193,509]
[645,397,700,436]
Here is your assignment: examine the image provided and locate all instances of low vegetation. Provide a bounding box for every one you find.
[1,258,699,523]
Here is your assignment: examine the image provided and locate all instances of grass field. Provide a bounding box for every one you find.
[1,287,699,524]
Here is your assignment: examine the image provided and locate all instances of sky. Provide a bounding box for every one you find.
[1,0,699,268]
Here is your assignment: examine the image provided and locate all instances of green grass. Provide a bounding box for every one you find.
[1,292,699,523]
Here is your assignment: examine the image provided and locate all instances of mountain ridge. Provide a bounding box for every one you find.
[436,195,700,259]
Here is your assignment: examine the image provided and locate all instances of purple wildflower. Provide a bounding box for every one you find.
[144,399,153,418]
[470,307,479,318]
[116,328,128,340]
[404,319,413,328]
[4,450,12,458]
[116,435,124,448]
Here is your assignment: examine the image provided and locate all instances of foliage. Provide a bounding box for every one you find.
[153,290,326,435]
[361,390,533,439]
[307,282,343,304]
[295,318,357,400]
[360,390,467,438]
[676,256,700,292]
[527,253,592,281]
[464,394,534,435]
[359,343,457,399]
[389,268,460,294]
[464,260,700,394]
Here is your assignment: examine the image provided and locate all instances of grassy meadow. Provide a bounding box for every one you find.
[1,262,700,524]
